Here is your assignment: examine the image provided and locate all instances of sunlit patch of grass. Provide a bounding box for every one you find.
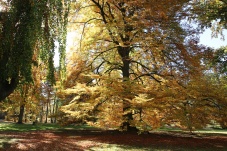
[195,129,227,134]
[87,143,151,151]
[87,143,201,151]
[0,137,19,150]
[154,126,227,137]
[88,143,218,151]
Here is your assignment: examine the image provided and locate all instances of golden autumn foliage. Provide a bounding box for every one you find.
[54,0,227,132]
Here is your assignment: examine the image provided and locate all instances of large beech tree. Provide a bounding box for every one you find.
[62,0,208,131]
[0,0,69,101]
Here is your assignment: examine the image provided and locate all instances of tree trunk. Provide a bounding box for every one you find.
[45,103,48,123]
[118,46,138,132]
[118,46,130,80]
[40,105,44,123]
[18,104,25,124]
[51,100,55,123]
[49,101,54,123]
[54,99,59,123]
[122,106,138,132]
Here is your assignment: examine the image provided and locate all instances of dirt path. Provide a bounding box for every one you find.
[0,130,227,151]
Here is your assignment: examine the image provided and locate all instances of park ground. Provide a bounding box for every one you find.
[0,122,227,151]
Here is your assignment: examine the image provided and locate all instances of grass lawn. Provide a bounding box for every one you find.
[0,122,95,132]
[0,122,227,151]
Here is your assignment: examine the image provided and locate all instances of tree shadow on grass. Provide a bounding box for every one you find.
[55,129,227,151]
[0,129,227,151]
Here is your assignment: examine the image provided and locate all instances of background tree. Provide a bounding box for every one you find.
[193,0,227,128]
[0,0,70,101]
[4,61,43,123]
[193,0,227,37]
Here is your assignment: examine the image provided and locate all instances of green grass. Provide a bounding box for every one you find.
[87,144,152,151]
[88,143,215,151]
[0,122,97,132]
[155,126,227,137]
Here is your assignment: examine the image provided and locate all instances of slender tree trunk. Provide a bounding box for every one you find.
[45,103,48,123]
[51,100,55,123]
[54,99,59,123]
[40,105,43,123]
[13,111,16,122]
[18,104,25,124]
[52,99,57,123]
[49,101,54,123]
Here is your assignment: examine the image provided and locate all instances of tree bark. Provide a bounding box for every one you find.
[40,105,44,123]
[54,99,59,123]
[118,46,130,80]
[45,103,48,123]
[118,46,138,132]
[18,104,25,124]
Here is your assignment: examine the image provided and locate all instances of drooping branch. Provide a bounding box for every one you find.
[0,0,70,101]
[79,18,103,51]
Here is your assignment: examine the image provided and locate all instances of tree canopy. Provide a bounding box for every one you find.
[57,0,226,132]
